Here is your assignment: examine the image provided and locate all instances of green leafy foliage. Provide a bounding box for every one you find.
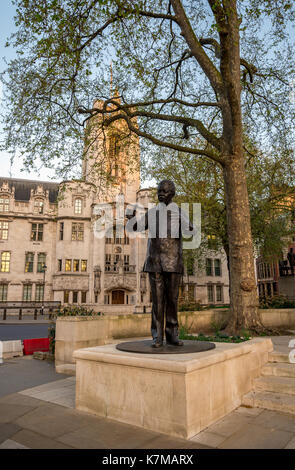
[147,146,295,265]
[48,320,56,355]
[179,324,251,343]
[56,305,102,316]
[178,301,203,311]
[259,294,295,309]
[1,0,294,181]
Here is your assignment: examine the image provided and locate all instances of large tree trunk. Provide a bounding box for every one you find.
[212,0,263,334]
[223,155,262,333]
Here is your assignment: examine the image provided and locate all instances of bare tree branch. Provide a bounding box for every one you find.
[170,0,224,95]
[100,110,224,163]
[79,98,223,150]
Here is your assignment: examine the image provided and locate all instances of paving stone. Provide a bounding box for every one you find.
[10,429,74,449]
[15,405,91,438]
[0,403,35,423]
[285,436,295,449]
[190,430,227,448]
[218,423,294,449]
[252,409,295,433]
[0,439,29,449]
[30,386,75,402]
[0,393,45,407]
[234,406,264,417]
[140,434,211,449]
[46,395,75,408]
[20,377,75,396]
[203,411,252,437]
[178,440,212,449]
[0,423,22,443]
[57,426,115,449]
[58,421,160,449]
[15,402,68,420]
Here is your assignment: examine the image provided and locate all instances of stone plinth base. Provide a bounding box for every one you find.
[73,338,273,439]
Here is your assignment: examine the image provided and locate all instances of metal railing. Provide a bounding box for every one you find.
[0,301,61,321]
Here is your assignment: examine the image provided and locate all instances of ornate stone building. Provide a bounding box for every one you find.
[0,97,229,312]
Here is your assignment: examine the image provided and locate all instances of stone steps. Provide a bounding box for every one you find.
[241,348,295,415]
[261,362,295,378]
[242,390,295,415]
[268,352,290,363]
[254,375,295,395]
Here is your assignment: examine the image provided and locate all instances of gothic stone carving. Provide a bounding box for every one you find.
[104,273,136,291]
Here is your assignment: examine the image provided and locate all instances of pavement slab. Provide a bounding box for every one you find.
[0,403,36,424]
[0,356,68,398]
[0,423,22,443]
[218,423,294,449]
[57,423,159,450]
[8,429,74,449]
[14,404,93,439]
[190,430,227,447]
[0,393,47,407]
[252,409,295,433]
[285,436,295,449]
[19,376,76,408]
[234,406,264,417]
[200,411,252,438]
[0,439,29,449]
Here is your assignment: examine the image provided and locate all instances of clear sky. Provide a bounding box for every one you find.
[0,1,59,181]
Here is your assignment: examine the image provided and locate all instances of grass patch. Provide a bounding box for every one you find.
[179,325,251,343]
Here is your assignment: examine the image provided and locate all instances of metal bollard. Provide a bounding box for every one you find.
[3,309,6,321]
[34,308,38,320]
[19,308,22,320]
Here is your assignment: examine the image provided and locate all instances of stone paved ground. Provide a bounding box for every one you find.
[1,336,295,449]
[0,390,210,449]
[1,378,295,449]
[0,355,68,398]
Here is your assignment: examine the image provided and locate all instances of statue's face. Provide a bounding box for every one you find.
[157,182,174,205]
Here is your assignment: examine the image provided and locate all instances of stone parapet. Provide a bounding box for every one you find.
[55,308,295,370]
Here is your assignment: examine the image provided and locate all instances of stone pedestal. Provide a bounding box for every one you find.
[73,337,273,439]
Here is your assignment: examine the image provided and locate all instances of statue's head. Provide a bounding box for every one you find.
[157,180,175,205]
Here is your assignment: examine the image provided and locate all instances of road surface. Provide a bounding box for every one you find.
[0,324,50,341]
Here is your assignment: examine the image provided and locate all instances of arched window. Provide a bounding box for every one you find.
[74,198,82,214]
[0,196,9,212]
[34,198,44,214]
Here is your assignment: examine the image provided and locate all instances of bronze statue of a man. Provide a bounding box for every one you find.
[126,180,195,348]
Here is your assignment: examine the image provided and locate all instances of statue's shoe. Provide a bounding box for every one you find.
[166,339,184,346]
[151,340,163,348]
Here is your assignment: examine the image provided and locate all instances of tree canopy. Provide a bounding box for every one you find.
[2,0,295,178]
[147,145,295,264]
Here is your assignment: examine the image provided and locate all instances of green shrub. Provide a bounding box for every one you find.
[178,302,203,311]
[56,305,102,317]
[180,330,251,343]
[48,321,56,355]
[259,295,295,309]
